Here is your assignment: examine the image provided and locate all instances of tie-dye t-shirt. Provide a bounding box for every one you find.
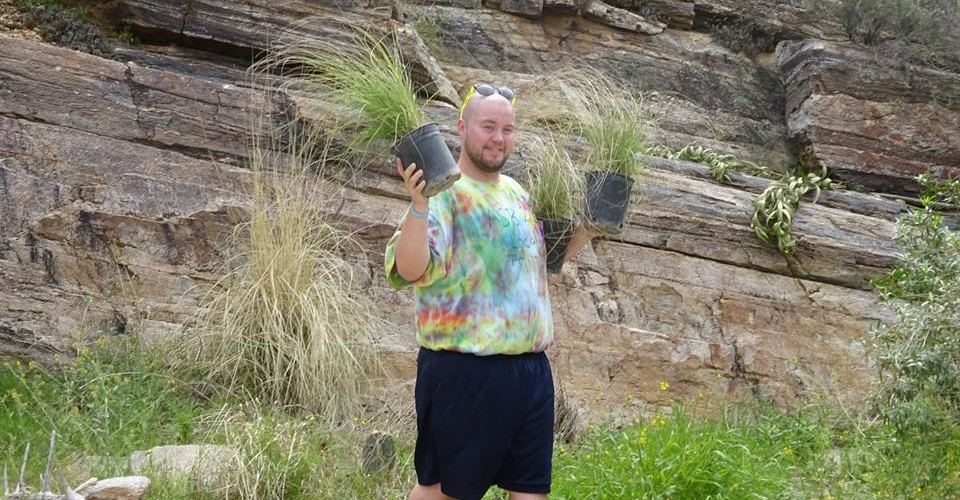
[384,174,553,355]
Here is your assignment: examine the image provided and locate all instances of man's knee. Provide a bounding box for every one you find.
[409,483,452,500]
[507,491,548,500]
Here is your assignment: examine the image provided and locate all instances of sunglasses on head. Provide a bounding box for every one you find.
[459,84,517,119]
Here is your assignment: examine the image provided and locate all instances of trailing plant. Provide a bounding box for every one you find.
[522,134,583,221]
[645,144,771,183]
[870,173,960,434]
[751,167,837,254]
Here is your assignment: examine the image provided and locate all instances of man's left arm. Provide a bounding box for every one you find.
[563,225,604,262]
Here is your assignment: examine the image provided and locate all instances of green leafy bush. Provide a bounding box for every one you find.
[871,173,960,432]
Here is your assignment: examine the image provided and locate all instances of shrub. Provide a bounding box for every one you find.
[871,173,960,433]
[814,0,960,68]
[18,2,114,56]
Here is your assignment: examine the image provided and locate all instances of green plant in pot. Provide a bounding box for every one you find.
[568,71,648,234]
[266,27,459,197]
[523,134,583,273]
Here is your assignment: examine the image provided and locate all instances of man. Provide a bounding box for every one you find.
[385,84,597,500]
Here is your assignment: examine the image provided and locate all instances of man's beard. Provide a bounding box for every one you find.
[465,141,509,173]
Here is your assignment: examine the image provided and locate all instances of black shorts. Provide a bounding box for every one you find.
[414,347,555,500]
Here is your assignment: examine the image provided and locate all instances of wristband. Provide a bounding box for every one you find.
[409,203,428,220]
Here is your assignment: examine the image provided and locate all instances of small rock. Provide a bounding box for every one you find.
[361,431,396,474]
[77,476,150,500]
[129,444,238,490]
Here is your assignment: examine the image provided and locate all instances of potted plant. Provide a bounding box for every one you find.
[522,134,583,273]
[568,71,648,235]
[265,27,459,197]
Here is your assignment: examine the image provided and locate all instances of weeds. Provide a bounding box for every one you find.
[0,336,205,482]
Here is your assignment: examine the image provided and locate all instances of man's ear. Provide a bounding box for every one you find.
[457,117,465,135]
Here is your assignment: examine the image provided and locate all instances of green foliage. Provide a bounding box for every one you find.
[646,145,839,255]
[751,167,837,254]
[551,406,804,499]
[870,173,960,434]
[115,26,140,45]
[523,69,649,177]
[0,336,205,479]
[645,144,771,183]
[523,134,583,221]
[576,75,649,177]
[258,27,427,160]
[17,0,113,56]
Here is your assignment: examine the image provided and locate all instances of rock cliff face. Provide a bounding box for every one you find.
[2,0,957,417]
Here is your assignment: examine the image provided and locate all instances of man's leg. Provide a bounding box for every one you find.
[409,483,453,500]
[507,491,547,500]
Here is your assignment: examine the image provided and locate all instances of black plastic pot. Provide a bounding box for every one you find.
[393,122,460,197]
[584,170,635,234]
[540,218,574,274]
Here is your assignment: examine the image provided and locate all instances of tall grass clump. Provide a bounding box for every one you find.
[256,27,427,162]
[522,134,583,221]
[522,68,650,177]
[185,109,382,422]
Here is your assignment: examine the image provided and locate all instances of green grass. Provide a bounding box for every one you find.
[523,134,583,221]
[0,337,206,484]
[521,68,649,177]
[256,27,427,159]
[552,406,802,499]
[5,341,960,498]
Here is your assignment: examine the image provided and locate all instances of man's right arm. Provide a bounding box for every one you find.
[394,200,430,281]
[393,159,431,282]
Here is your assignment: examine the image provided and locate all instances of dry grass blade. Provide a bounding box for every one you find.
[180,78,383,422]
